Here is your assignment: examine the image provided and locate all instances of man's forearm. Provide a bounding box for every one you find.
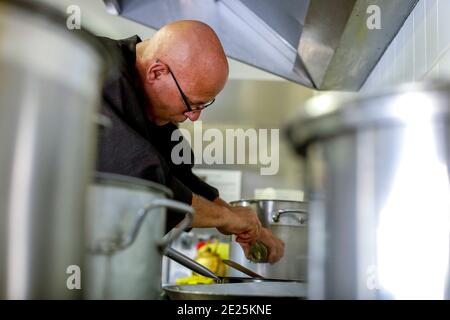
[191,193,228,228]
[191,194,262,242]
[213,196,232,209]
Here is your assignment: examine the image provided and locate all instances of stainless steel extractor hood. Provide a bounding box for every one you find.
[103,0,418,91]
[298,0,418,90]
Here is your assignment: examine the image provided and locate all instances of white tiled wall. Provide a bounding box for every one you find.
[362,0,450,91]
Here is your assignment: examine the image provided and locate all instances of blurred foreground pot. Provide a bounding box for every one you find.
[0,0,106,299]
[286,82,450,299]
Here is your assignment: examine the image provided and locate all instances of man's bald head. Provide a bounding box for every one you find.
[136,20,229,124]
[138,20,228,97]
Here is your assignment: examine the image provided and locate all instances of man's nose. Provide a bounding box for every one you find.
[184,111,202,121]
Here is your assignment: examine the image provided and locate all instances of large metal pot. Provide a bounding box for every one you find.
[85,173,194,300]
[229,200,307,281]
[0,0,106,299]
[286,81,450,299]
[163,282,306,300]
[162,246,306,299]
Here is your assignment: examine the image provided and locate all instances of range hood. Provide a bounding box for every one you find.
[103,0,417,91]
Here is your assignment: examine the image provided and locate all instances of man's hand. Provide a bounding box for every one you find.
[237,228,285,264]
[191,195,261,243]
[201,197,284,263]
[217,206,262,243]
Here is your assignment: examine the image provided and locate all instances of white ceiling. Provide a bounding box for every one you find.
[37,0,285,81]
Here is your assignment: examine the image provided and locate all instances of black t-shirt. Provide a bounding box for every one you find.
[96,35,219,230]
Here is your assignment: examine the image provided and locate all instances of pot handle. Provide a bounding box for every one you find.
[91,198,193,254]
[272,209,307,224]
[122,198,194,252]
[163,247,220,281]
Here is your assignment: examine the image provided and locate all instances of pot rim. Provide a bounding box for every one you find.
[285,80,450,153]
[230,199,306,205]
[162,281,306,298]
[94,172,173,198]
[1,0,114,67]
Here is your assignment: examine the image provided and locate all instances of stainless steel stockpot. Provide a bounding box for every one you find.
[229,199,307,281]
[85,173,194,300]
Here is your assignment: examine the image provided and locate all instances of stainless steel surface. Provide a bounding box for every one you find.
[298,0,418,90]
[164,247,220,281]
[103,0,417,90]
[0,0,104,299]
[222,259,264,279]
[286,81,450,299]
[298,0,355,89]
[85,173,194,300]
[229,200,308,281]
[163,282,306,300]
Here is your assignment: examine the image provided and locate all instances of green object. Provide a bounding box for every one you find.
[248,241,269,263]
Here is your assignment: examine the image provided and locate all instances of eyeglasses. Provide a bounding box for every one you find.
[160,60,216,113]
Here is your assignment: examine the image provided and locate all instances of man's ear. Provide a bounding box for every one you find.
[145,61,168,84]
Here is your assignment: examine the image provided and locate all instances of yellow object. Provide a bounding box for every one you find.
[175,275,215,285]
[203,241,229,261]
[175,241,229,285]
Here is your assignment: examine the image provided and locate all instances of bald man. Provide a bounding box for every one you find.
[96,20,284,263]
